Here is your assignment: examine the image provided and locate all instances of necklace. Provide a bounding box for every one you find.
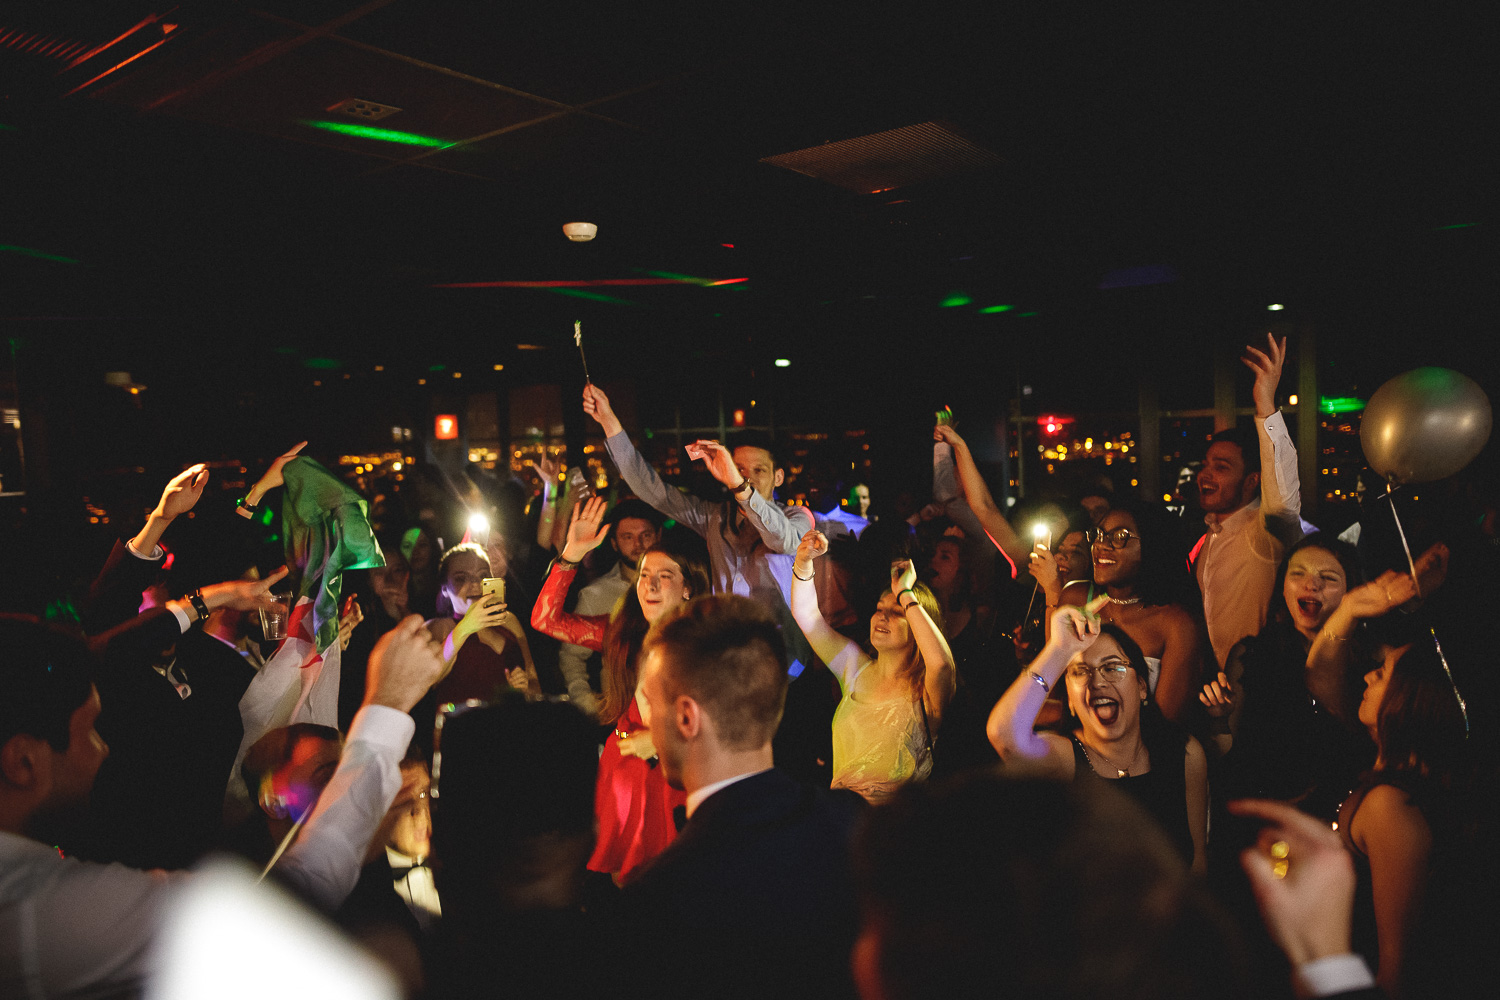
[1106,595,1141,605]
[1080,739,1144,778]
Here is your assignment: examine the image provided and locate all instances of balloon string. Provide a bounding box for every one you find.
[1429,628,1469,737]
[1385,481,1422,599]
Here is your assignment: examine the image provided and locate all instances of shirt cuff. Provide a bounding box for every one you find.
[126,538,164,561]
[347,704,417,755]
[1259,408,1291,442]
[165,601,193,633]
[1292,954,1376,999]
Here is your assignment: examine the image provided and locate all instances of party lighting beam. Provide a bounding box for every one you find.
[0,244,79,263]
[300,120,458,148]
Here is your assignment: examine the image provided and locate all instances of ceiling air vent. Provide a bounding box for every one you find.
[760,121,1003,195]
[327,98,402,121]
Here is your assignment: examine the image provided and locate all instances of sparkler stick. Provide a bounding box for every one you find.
[573,320,591,383]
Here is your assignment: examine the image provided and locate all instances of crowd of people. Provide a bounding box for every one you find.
[2,333,1496,999]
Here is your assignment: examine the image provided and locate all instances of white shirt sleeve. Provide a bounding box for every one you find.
[273,705,414,912]
[125,538,164,561]
[1291,954,1377,998]
[1256,411,1303,544]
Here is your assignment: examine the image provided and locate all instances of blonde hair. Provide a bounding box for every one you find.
[881,581,945,695]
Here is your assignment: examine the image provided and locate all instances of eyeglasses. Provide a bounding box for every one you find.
[1088,528,1140,550]
[1067,660,1133,682]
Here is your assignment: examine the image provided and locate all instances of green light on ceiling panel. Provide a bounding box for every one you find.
[1319,396,1366,415]
[979,304,1015,314]
[300,120,458,148]
[0,244,80,264]
[1435,223,1477,230]
[939,294,972,308]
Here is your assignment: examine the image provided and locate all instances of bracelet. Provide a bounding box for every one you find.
[188,589,210,622]
[234,496,259,520]
[554,556,580,571]
[1027,669,1051,691]
[897,587,915,600]
[900,601,919,613]
[1322,627,1353,641]
[793,567,814,582]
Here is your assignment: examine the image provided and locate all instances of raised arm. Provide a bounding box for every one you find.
[438,595,514,667]
[236,441,307,518]
[789,528,863,687]
[892,560,957,726]
[987,598,1108,777]
[1245,335,1303,547]
[1307,570,1418,723]
[586,383,713,536]
[933,424,1026,575]
[689,438,814,553]
[533,451,562,551]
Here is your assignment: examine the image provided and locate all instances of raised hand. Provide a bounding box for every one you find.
[365,615,447,712]
[890,558,918,596]
[933,424,967,450]
[686,439,742,490]
[1244,333,1288,419]
[561,496,612,563]
[338,600,364,651]
[1339,569,1420,621]
[201,565,291,614]
[154,464,209,521]
[1029,543,1060,592]
[1047,595,1109,658]
[793,527,828,579]
[1199,670,1237,718]
[581,384,623,437]
[1229,799,1357,967]
[249,441,308,504]
[536,451,561,495]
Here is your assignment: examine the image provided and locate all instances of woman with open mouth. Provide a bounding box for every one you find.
[1198,534,1369,814]
[989,598,1208,874]
[1050,500,1204,723]
[790,527,957,803]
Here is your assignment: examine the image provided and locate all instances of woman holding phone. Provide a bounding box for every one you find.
[425,542,541,704]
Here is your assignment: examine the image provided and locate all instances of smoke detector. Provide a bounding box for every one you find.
[327,98,402,121]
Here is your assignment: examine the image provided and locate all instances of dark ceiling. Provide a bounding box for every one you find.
[1,1,1493,428]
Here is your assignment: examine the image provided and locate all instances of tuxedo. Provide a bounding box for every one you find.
[624,769,865,999]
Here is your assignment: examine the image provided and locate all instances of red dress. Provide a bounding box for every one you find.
[531,562,685,879]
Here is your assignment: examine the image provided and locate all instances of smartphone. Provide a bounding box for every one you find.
[481,577,506,603]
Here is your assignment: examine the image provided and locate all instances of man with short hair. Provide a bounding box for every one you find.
[555,499,661,715]
[627,596,863,998]
[0,613,444,999]
[1194,334,1305,667]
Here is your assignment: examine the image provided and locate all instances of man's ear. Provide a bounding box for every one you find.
[675,695,702,742]
[0,734,51,794]
[773,468,785,489]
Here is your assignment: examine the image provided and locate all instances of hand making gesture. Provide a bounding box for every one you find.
[1244,333,1288,420]
[561,496,613,564]
[581,384,624,438]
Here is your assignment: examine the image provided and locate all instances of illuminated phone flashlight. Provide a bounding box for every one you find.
[1032,523,1051,550]
[467,512,491,540]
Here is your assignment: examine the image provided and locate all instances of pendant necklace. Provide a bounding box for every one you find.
[1081,739,1144,778]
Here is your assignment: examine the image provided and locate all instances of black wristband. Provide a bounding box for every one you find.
[188,590,210,622]
[235,496,260,519]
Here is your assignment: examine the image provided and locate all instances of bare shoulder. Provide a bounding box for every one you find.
[1183,735,1208,774]
[1351,781,1433,853]
[1059,581,1091,606]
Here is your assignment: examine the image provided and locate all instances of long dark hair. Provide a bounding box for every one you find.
[596,538,711,725]
[1377,640,1469,789]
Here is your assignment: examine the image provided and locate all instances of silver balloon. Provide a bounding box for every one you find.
[1360,368,1492,484]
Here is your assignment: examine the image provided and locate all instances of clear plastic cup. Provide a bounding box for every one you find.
[259,590,292,641]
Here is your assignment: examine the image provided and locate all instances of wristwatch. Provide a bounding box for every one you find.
[235,496,260,520]
[732,479,754,500]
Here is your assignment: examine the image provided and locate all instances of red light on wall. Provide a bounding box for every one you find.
[732,409,746,427]
[1039,414,1071,436]
[434,414,458,440]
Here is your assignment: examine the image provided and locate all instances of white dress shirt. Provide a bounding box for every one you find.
[1195,411,1305,667]
[684,768,771,819]
[0,705,412,999]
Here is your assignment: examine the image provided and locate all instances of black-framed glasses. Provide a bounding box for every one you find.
[1087,527,1140,550]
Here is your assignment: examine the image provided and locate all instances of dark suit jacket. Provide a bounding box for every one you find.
[624,769,865,1000]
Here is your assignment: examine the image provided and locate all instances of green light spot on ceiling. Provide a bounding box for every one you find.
[547,287,635,305]
[300,120,458,149]
[303,357,341,370]
[1435,223,1477,230]
[428,364,447,372]
[1319,396,1366,415]
[1018,311,1039,317]
[0,244,80,264]
[979,304,1015,314]
[939,294,972,308]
